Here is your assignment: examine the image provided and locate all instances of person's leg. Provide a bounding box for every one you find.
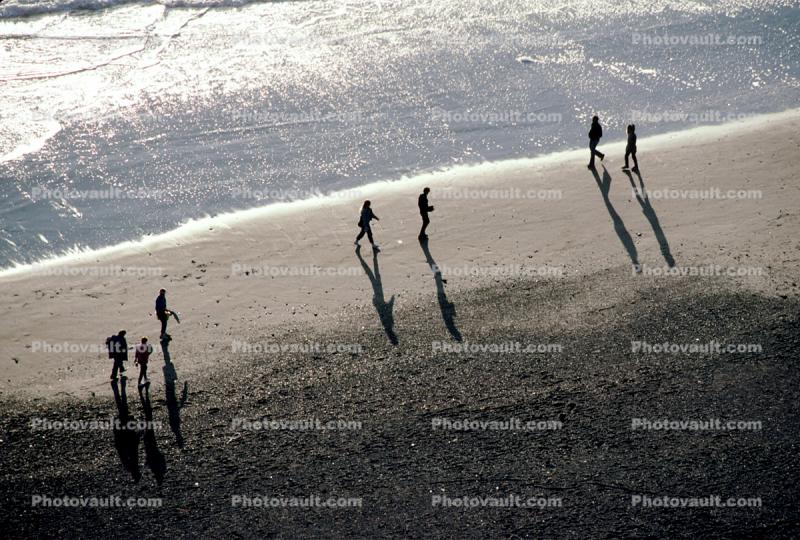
[631,152,638,170]
[590,140,604,165]
[160,314,167,336]
[112,357,125,377]
[138,365,144,384]
[366,226,374,245]
[420,214,429,237]
[624,150,630,169]
[356,227,366,242]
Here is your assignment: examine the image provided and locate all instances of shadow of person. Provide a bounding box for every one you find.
[160,338,186,448]
[110,377,141,482]
[624,169,676,268]
[590,165,641,272]
[355,245,399,345]
[137,383,167,485]
[418,238,462,341]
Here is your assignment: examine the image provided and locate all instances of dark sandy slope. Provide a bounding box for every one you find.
[1,267,799,538]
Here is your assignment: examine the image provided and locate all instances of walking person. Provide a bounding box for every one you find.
[155,289,169,338]
[354,200,380,251]
[588,115,605,169]
[107,330,128,380]
[622,124,639,172]
[418,187,434,240]
[134,337,153,387]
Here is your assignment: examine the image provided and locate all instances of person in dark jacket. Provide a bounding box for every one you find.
[622,124,639,172]
[418,187,434,240]
[109,330,128,380]
[155,289,168,337]
[588,115,605,169]
[354,200,380,251]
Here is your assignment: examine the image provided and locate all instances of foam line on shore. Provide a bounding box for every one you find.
[1,107,797,281]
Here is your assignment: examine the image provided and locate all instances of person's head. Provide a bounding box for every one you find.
[159,288,166,296]
[630,123,635,133]
[119,330,126,337]
[592,115,599,123]
[362,200,371,209]
[423,187,430,195]
[141,337,148,344]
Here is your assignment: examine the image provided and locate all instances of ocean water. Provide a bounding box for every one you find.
[1,0,798,270]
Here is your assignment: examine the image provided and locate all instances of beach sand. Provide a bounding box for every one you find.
[1,112,799,537]
[1,110,798,398]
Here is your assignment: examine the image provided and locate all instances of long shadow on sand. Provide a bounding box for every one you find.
[355,245,399,345]
[110,377,141,482]
[623,169,676,267]
[590,165,640,272]
[419,238,462,341]
[160,338,187,448]
[137,383,167,485]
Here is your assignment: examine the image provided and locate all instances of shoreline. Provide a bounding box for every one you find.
[1,108,799,399]
[2,106,797,280]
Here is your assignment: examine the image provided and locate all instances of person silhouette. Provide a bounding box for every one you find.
[107,330,128,380]
[588,115,605,169]
[155,289,169,338]
[622,124,639,172]
[354,200,380,252]
[418,187,434,240]
[134,337,153,387]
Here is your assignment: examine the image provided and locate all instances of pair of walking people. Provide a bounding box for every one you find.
[107,331,152,387]
[354,188,434,249]
[587,116,639,172]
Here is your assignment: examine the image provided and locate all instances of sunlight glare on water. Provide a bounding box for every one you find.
[0,0,798,267]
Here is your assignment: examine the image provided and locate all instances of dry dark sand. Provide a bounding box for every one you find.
[2,265,799,538]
